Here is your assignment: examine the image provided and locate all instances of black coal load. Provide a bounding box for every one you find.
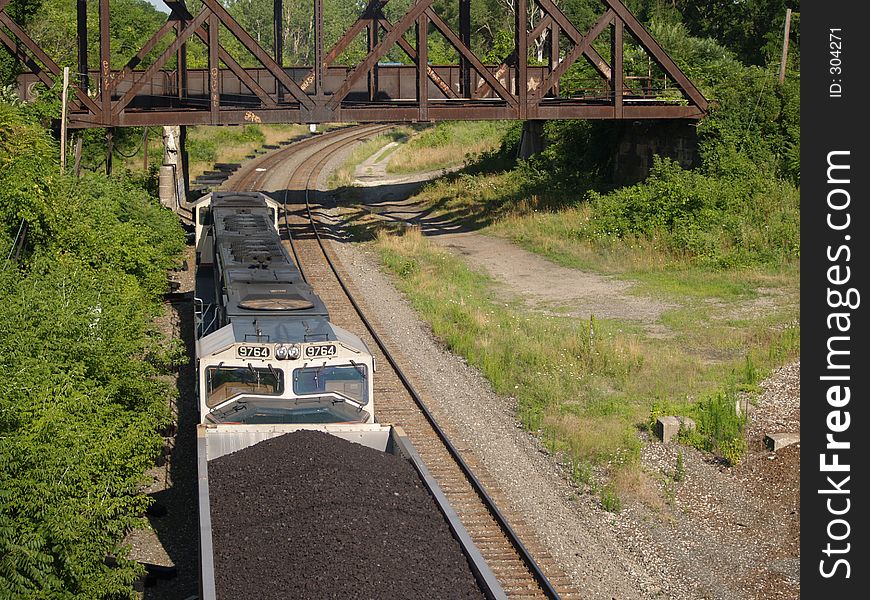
[208,430,487,600]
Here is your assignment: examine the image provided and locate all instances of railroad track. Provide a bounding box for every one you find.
[225,126,582,600]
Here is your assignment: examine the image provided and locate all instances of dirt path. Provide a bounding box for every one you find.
[430,231,673,334]
[346,169,673,335]
[353,141,459,188]
[328,165,800,600]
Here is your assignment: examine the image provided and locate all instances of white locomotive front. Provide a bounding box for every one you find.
[192,192,375,425]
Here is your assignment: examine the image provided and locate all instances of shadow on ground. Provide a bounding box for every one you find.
[142,297,199,600]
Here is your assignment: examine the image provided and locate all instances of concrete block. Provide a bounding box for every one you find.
[764,432,799,452]
[656,416,697,443]
[656,416,680,443]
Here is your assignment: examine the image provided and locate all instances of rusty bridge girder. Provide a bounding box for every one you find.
[2,0,708,129]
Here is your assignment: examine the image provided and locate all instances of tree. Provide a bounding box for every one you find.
[672,0,799,66]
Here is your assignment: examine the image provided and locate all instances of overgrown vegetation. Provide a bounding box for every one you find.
[355,3,801,493]
[0,102,185,597]
[327,128,411,189]
[385,121,512,174]
[374,225,797,479]
[184,124,316,180]
[328,122,511,189]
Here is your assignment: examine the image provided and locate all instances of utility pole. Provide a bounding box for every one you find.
[106,128,114,176]
[779,8,792,84]
[60,66,69,173]
[74,136,83,177]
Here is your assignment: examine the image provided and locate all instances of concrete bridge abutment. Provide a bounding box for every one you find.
[612,120,700,185]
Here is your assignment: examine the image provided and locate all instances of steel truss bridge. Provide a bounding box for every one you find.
[2,0,708,128]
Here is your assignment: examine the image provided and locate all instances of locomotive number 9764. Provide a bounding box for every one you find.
[305,344,337,358]
[237,346,271,359]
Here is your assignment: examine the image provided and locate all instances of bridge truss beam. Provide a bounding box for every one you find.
[1,0,708,128]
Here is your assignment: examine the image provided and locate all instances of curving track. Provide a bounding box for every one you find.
[223,126,582,600]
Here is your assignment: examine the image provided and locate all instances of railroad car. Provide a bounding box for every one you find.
[191,191,375,425]
[189,190,507,600]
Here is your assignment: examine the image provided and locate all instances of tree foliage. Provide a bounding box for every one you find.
[498,4,800,268]
[0,102,185,598]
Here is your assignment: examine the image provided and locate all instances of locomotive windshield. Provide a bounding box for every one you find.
[293,364,368,406]
[208,402,370,425]
[206,365,283,408]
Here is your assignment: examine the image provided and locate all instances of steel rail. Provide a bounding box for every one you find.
[280,126,393,285]
[288,136,562,600]
[225,124,392,283]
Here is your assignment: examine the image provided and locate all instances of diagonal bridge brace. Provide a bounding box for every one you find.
[298,1,456,99]
[600,0,707,111]
[473,9,614,100]
[112,7,210,116]
[109,4,275,108]
[425,8,517,107]
[0,7,101,116]
[197,0,313,110]
[530,7,615,100]
[327,0,435,110]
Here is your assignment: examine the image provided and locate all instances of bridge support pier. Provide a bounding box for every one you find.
[612,120,699,185]
[162,125,189,208]
[517,120,546,159]
[180,125,190,201]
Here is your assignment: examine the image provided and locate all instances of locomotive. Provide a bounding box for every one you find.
[191,191,375,425]
[189,192,506,600]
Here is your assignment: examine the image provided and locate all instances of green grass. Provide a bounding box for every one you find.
[327,128,410,188]
[369,225,799,488]
[385,121,513,174]
[326,121,512,189]
[337,118,799,493]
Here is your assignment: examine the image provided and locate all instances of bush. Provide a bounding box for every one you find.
[600,485,622,513]
[584,157,799,268]
[687,389,748,466]
[673,451,686,482]
[489,17,801,271]
[186,136,218,163]
[0,101,185,597]
[187,125,265,164]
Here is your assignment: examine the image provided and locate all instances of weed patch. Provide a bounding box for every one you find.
[386,121,511,174]
[328,128,409,188]
[372,229,795,486]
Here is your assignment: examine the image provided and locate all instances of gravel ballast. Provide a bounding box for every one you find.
[208,430,486,600]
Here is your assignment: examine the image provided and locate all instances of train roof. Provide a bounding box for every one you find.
[225,315,334,346]
[224,282,329,320]
[206,192,325,319]
[213,207,290,273]
[192,190,281,210]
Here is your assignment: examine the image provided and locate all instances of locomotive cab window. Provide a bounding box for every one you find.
[293,365,368,406]
[206,365,283,408]
[198,206,212,226]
